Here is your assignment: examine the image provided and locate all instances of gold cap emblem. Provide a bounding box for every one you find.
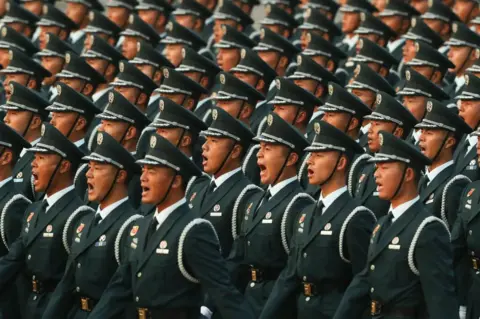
[166,22,173,31]
[328,84,333,95]
[221,24,227,35]
[305,8,312,18]
[267,114,273,126]
[137,41,141,52]
[43,4,48,13]
[128,14,134,24]
[354,64,361,77]
[358,39,363,50]
[406,70,411,81]
[56,84,61,96]
[89,11,95,20]
[97,132,103,145]
[163,68,169,78]
[465,74,470,85]
[212,108,218,120]
[8,49,13,61]
[41,124,46,136]
[159,99,164,111]
[275,79,281,89]
[9,83,13,95]
[426,100,433,112]
[376,93,382,105]
[297,55,302,65]
[220,74,226,84]
[66,52,71,64]
[360,12,366,21]
[379,133,384,146]
[411,17,416,27]
[108,91,114,103]
[1,27,6,38]
[306,32,311,44]
[119,62,125,72]
[150,135,156,148]
[452,23,458,33]
[314,122,320,134]
[241,48,246,59]
[181,47,186,58]
[415,42,420,53]
[260,28,265,39]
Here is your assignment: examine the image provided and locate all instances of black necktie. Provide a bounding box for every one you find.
[418,175,429,193]
[93,213,102,226]
[264,190,272,202]
[208,181,216,194]
[310,200,324,229]
[41,200,49,213]
[145,216,158,244]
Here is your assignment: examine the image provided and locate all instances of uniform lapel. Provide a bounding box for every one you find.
[456,146,476,173]
[13,153,32,177]
[467,188,480,223]
[419,165,453,203]
[0,180,13,204]
[200,171,242,217]
[137,204,188,271]
[359,165,377,203]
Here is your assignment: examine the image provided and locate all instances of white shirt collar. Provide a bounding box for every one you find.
[69,29,85,43]
[268,176,297,197]
[20,138,40,157]
[308,110,324,124]
[426,160,454,185]
[318,186,347,213]
[343,34,359,50]
[148,93,161,105]
[387,38,405,53]
[413,129,421,143]
[92,87,110,102]
[389,196,419,223]
[96,196,129,221]
[212,167,241,189]
[455,76,466,92]
[154,198,187,229]
[74,139,85,148]
[0,177,13,189]
[44,185,75,211]
[468,134,478,148]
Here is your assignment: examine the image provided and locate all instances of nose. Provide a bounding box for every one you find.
[86,166,93,178]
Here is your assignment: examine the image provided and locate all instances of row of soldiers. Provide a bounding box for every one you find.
[0,0,479,317]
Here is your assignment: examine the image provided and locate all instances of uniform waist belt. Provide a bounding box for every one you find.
[250,266,282,282]
[371,300,418,317]
[78,296,98,312]
[472,257,480,270]
[136,307,197,319]
[31,278,57,294]
[301,280,350,296]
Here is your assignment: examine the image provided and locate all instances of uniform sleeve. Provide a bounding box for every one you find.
[450,213,471,306]
[332,267,370,319]
[5,200,29,246]
[0,236,26,290]
[416,222,460,319]
[184,222,255,319]
[88,262,133,319]
[42,259,76,319]
[258,246,300,319]
[346,212,375,275]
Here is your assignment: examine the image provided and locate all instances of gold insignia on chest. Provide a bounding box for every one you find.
[190,192,197,202]
[130,225,139,236]
[76,223,85,233]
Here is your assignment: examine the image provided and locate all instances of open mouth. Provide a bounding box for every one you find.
[202,155,208,167]
[87,182,94,194]
[32,172,39,185]
[307,168,314,178]
[141,183,150,197]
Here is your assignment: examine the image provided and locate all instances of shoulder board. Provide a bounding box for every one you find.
[62,205,95,254]
[281,193,315,254]
[441,174,471,228]
[178,218,219,283]
[115,214,144,265]
[232,184,263,239]
[339,206,376,263]
[408,216,450,275]
[348,153,373,196]
[1,194,32,250]
[297,153,311,183]
[242,144,260,174]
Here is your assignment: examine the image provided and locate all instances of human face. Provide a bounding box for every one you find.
[160,93,188,106]
[411,65,435,81]
[155,127,184,147]
[59,77,87,93]
[351,88,376,109]
[138,9,160,26]
[257,50,280,70]
[4,74,30,99]
[23,0,43,15]
[114,86,142,105]
[273,104,301,125]
[380,15,404,34]
[214,19,237,43]
[410,0,429,14]
[342,12,361,34]
[423,18,444,34]
[99,119,130,142]
[86,161,119,202]
[41,56,65,85]
[107,6,130,27]
[65,2,88,26]
[257,141,290,185]
[418,128,447,160]
[50,112,78,137]
[402,96,426,121]
[136,63,156,79]
[453,0,477,23]
[216,99,245,118]
[202,136,235,174]
[293,78,319,95]
[3,110,33,135]
[374,161,407,199]
[0,48,10,69]
[174,14,197,29]
[448,46,473,73]
[458,99,480,129]
[217,48,240,71]
[367,120,397,152]
[164,43,184,66]
[39,25,62,50]
[86,58,109,76]
[31,152,62,192]
[122,36,138,60]
[402,39,416,63]
[322,112,351,132]
[233,71,259,87]
[306,150,341,185]
[140,164,176,204]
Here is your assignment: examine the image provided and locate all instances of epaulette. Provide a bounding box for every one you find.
[242,144,260,175]
[338,206,376,263]
[62,205,96,254]
[178,218,219,283]
[281,193,315,254]
[231,184,263,239]
[347,153,372,196]
[408,216,450,275]
[114,214,144,265]
[441,174,471,228]
[1,194,31,250]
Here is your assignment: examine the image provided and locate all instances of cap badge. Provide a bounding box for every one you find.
[108,91,114,103]
[150,135,157,148]
[360,12,366,21]
[97,133,103,145]
[43,4,48,13]
[415,42,420,53]
[212,109,218,120]
[221,24,227,34]
[41,124,46,136]
[1,27,6,38]
[163,68,169,78]
[428,0,433,6]
[376,93,382,105]
[128,14,134,24]
[159,99,164,111]
[358,39,363,49]
[241,48,246,59]
[405,70,411,81]
[89,11,95,20]
[354,64,361,77]
[426,101,433,112]
[8,50,13,61]
[9,83,13,95]
[379,133,384,146]
[306,32,311,44]
[275,79,281,89]
[328,84,333,95]
[314,122,321,134]
[267,114,273,126]
[220,74,226,84]
[411,17,416,27]
[66,53,71,64]
[181,48,186,59]
[119,62,124,72]
[305,8,312,18]
[297,55,302,65]
[452,23,458,33]
[137,41,141,52]
[260,28,265,39]
[465,75,470,86]
[56,84,61,96]
[166,22,173,31]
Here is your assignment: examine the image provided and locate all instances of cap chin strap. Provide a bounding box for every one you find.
[458,47,473,76]
[66,113,82,140]
[21,112,35,138]
[430,130,450,163]
[119,123,132,145]
[97,168,121,204]
[389,163,408,201]
[149,171,177,214]
[235,101,246,119]
[40,157,64,200]
[213,140,237,176]
[319,152,342,186]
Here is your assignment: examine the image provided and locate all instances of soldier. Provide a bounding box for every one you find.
[171,0,211,35]
[105,0,136,29]
[333,131,458,319]
[136,0,174,35]
[452,0,478,23]
[350,91,418,218]
[295,8,341,50]
[65,0,104,53]
[258,5,298,41]
[1,2,39,37]
[160,21,207,66]
[453,73,480,181]
[445,22,480,96]
[88,134,254,319]
[55,52,106,101]
[421,0,459,43]
[119,14,160,60]
[415,99,472,228]
[82,10,122,49]
[37,33,76,101]
[260,121,376,319]
[131,39,174,87]
[0,25,39,59]
[188,107,253,257]
[42,132,138,318]
[214,24,256,72]
[1,82,50,201]
[228,112,312,317]
[0,123,88,319]
[354,13,397,50]
[0,122,32,319]
[35,4,78,50]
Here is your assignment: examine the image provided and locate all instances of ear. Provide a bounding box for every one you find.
[315,85,325,98]
[337,154,348,171]
[230,143,243,160]
[287,151,299,166]
[184,97,195,111]
[393,126,404,138]
[256,78,265,92]
[445,133,457,150]
[180,133,192,148]
[25,27,33,38]
[125,126,138,141]
[58,29,68,41]
[156,14,167,30]
[401,18,410,33]
[193,17,203,31]
[59,159,72,174]
[137,92,148,106]
[440,22,450,37]
[295,109,308,126]
[171,173,183,189]
[105,63,116,78]
[199,76,210,89]
[116,169,128,184]
[30,114,43,130]
[347,117,359,132]
[377,38,386,47]
[153,70,163,84]
[27,78,38,90]
[0,149,12,166]
[75,116,88,132]
[432,70,442,84]
[82,83,94,96]
[326,59,336,72]
[404,166,415,183]
[379,66,388,77]
[282,29,291,38]
[240,104,254,121]
[107,37,116,46]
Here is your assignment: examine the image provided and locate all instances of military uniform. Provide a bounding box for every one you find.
[34,4,78,50]
[88,134,254,319]
[333,132,458,319]
[0,124,87,319]
[42,132,139,319]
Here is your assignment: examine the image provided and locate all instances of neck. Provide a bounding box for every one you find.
[69,131,85,145]
[319,173,346,197]
[272,167,296,186]
[0,167,12,183]
[46,177,72,197]
[346,128,358,141]
[136,103,147,113]
[156,190,184,213]
[429,152,452,172]
[213,161,241,179]
[295,123,306,134]
[390,182,418,209]
[25,130,41,143]
[179,146,192,158]
[99,184,128,210]
[123,140,137,153]
[96,83,108,92]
